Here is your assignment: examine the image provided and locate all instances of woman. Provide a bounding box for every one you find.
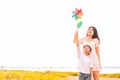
[73,26,101,80]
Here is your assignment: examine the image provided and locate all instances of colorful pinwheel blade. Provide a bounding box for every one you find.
[77,9,82,15]
[75,15,78,20]
[72,14,76,18]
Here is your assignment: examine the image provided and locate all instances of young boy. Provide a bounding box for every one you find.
[76,45,93,80]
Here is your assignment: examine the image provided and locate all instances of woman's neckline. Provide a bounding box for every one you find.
[84,37,93,42]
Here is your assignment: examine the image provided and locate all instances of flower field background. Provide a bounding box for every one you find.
[0,70,120,80]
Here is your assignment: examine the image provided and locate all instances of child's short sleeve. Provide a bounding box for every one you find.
[89,60,93,68]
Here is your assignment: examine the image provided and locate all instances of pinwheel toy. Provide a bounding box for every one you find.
[72,8,84,29]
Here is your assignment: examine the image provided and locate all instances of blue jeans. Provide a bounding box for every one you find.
[79,72,91,80]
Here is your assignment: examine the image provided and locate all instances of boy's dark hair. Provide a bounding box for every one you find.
[83,45,92,52]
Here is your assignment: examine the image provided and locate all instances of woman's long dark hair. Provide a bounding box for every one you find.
[87,26,100,44]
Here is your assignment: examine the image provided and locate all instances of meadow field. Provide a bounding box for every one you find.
[0,70,120,80]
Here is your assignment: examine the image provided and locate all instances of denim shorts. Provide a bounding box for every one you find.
[79,72,91,80]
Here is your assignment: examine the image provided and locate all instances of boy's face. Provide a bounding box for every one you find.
[83,46,91,55]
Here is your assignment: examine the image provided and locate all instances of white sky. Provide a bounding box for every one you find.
[0,0,120,68]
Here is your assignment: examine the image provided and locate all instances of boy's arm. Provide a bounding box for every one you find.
[90,60,93,80]
[76,46,81,59]
[73,31,79,46]
[90,67,93,80]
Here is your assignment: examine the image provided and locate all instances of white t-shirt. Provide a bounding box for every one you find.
[77,47,93,74]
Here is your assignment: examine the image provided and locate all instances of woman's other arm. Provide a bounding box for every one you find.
[95,39,102,68]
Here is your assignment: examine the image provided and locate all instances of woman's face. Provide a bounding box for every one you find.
[87,27,94,36]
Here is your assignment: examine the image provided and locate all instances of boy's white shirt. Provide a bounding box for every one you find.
[77,46,93,74]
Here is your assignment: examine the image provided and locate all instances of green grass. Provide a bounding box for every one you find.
[0,70,120,80]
